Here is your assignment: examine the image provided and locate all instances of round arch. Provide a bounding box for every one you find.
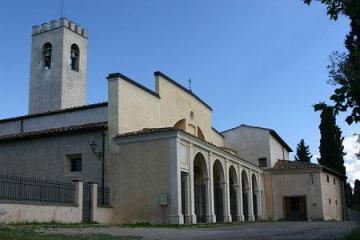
[193,152,208,223]
[241,170,249,221]
[213,159,225,222]
[229,166,238,220]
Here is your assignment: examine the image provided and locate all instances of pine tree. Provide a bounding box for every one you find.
[295,139,313,163]
[354,180,360,209]
[316,104,346,175]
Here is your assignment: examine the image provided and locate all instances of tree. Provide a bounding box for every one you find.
[316,103,346,174]
[303,0,360,125]
[345,182,354,208]
[295,139,313,162]
[354,180,360,208]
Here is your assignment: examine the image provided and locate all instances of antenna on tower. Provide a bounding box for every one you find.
[60,0,64,18]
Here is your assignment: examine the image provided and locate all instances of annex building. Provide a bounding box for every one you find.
[0,18,346,224]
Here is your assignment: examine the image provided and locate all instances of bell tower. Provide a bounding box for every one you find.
[28,18,88,114]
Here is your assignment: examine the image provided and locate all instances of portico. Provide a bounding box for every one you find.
[172,130,263,224]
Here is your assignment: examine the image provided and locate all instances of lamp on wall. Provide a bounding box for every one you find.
[90,141,99,155]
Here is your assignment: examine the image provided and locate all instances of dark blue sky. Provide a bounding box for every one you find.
[0,0,357,165]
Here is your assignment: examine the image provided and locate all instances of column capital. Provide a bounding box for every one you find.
[202,177,210,182]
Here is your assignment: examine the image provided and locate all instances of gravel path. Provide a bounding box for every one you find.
[44,221,357,240]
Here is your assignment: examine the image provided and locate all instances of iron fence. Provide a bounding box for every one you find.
[97,186,110,207]
[0,175,76,204]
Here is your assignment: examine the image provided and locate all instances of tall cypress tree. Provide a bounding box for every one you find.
[354,180,360,209]
[316,104,346,175]
[345,182,354,208]
[295,139,313,162]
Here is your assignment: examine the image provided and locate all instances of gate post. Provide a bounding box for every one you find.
[90,182,98,222]
[73,180,83,223]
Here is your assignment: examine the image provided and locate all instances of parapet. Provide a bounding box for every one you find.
[32,17,88,38]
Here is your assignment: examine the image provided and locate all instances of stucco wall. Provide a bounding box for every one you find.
[118,79,160,133]
[156,75,224,147]
[270,171,324,221]
[107,74,223,147]
[107,137,172,224]
[0,130,106,184]
[0,105,107,136]
[269,135,289,167]
[0,202,81,224]
[223,127,270,167]
[320,172,343,220]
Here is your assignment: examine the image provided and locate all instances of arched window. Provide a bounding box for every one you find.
[174,119,186,131]
[70,44,80,72]
[42,42,52,70]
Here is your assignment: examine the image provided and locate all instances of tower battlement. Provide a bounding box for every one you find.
[32,18,88,38]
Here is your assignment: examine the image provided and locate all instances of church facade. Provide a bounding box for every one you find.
[0,18,346,224]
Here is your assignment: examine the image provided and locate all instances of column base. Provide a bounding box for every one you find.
[184,214,197,224]
[248,214,255,221]
[206,214,216,223]
[236,214,245,222]
[223,214,232,223]
[256,215,263,221]
[169,214,184,225]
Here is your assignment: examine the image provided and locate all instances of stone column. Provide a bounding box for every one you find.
[237,166,244,222]
[183,172,192,224]
[188,144,197,224]
[207,153,216,223]
[223,161,232,222]
[169,139,184,224]
[248,171,255,221]
[257,172,263,220]
[72,180,83,223]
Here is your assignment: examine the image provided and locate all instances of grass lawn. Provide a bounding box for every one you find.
[0,227,141,240]
[344,222,360,240]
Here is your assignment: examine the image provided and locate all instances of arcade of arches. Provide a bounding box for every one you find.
[180,151,262,224]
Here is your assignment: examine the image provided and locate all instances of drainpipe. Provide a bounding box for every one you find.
[101,131,106,206]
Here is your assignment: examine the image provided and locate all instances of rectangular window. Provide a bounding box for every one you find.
[327,175,329,182]
[258,158,267,168]
[335,200,338,205]
[329,198,331,205]
[333,177,336,185]
[71,158,82,172]
[65,154,82,172]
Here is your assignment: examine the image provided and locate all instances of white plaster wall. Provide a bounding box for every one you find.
[320,172,343,220]
[269,135,289,167]
[0,202,81,224]
[223,127,270,166]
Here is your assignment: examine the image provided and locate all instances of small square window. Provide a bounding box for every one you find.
[258,158,267,168]
[326,175,329,182]
[70,157,82,172]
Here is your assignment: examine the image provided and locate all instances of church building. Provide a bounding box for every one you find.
[0,18,346,224]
